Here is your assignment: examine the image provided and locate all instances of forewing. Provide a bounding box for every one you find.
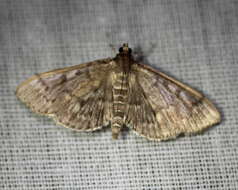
[126,63,221,141]
[16,58,114,131]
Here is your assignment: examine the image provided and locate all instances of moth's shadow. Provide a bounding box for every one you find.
[121,125,130,140]
[132,43,176,77]
[132,43,156,64]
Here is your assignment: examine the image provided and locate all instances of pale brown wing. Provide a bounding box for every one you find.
[126,63,221,141]
[16,58,114,131]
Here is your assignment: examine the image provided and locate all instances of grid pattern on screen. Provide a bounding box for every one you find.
[0,0,237,190]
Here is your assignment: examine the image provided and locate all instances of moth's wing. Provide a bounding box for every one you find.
[126,63,221,141]
[16,58,114,131]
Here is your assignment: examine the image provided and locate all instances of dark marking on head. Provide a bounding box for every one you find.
[118,43,132,55]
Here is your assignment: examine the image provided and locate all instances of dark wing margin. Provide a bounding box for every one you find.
[16,58,114,131]
[126,63,221,141]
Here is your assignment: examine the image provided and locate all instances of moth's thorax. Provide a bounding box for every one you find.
[114,53,134,73]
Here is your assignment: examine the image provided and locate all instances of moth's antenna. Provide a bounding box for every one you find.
[109,44,117,54]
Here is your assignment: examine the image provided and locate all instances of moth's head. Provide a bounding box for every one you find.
[119,43,132,55]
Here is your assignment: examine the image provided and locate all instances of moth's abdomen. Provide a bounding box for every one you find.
[111,71,128,139]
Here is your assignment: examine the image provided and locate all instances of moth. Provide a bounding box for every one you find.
[16,43,221,141]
